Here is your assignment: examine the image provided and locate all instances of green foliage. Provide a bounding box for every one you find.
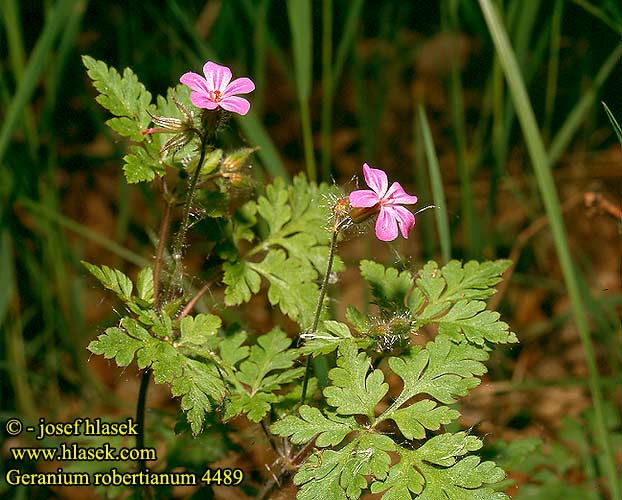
[88,316,225,435]
[223,174,342,327]
[222,328,305,422]
[82,55,154,141]
[274,259,516,498]
[82,57,197,184]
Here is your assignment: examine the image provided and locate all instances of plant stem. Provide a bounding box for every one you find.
[153,179,171,312]
[165,131,211,301]
[136,369,153,499]
[300,227,340,404]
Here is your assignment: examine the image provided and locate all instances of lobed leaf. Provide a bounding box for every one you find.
[271,406,356,447]
[82,55,154,141]
[323,342,388,419]
[222,328,304,422]
[82,261,133,303]
[171,358,226,435]
[178,313,221,347]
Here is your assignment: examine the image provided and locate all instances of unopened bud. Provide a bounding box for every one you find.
[221,147,258,175]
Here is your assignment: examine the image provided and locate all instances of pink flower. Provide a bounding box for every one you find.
[180,61,255,116]
[349,163,418,241]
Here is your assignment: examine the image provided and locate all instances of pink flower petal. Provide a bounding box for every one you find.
[179,72,210,94]
[349,189,380,208]
[375,206,399,241]
[219,96,251,115]
[392,205,416,238]
[203,61,232,92]
[189,91,218,109]
[384,182,418,205]
[223,77,256,97]
[363,163,388,197]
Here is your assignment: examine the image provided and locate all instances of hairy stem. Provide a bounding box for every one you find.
[300,227,339,404]
[153,179,172,312]
[165,130,212,302]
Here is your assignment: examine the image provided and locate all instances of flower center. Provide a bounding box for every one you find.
[209,90,223,102]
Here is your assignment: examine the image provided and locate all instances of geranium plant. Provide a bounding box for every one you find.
[82,56,518,499]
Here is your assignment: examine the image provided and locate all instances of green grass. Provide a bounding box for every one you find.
[478,1,621,497]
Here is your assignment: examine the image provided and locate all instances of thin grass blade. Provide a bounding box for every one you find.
[418,104,451,263]
[478,2,621,498]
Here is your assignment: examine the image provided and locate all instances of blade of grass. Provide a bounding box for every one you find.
[41,0,87,131]
[5,305,37,418]
[320,0,332,181]
[478,2,621,498]
[0,230,14,330]
[20,198,149,267]
[251,0,269,115]
[548,44,622,166]
[572,0,622,35]
[418,104,451,263]
[543,0,564,142]
[239,0,291,81]
[1,0,39,156]
[413,103,435,258]
[0,0,77,165]
[444,0,479,258]
[331,0,363,90]
[602,102,622,147]
[287,0,316,181]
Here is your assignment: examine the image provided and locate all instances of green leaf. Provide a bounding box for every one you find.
[224,175,343,327]
[300,320,355,357]
[271,406,356,447]
[412,260,518,345]
[435,301,518,345]
[387,336,487,406]
[414,455,508,500]
[82,56,154,141]
[171,358,225,435]
[360,260,413,313]
[370,450,424,499]
[295,434,395,499]
[323,342,388,419]
[415,260,510,311]
[223,328,304,422]
[178,313,221,346]
[87,326,143,367]
[371,442,509,500]
[219,331,250,367]
[136,267,154,304]
[374,335,487,440]
[248,249,318,326]
[345,305,370,332]
[136,333,181,384]
[82,261,133,303]
[222,260,261,305]
[390,400,460,440]
[123,146,162,184]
